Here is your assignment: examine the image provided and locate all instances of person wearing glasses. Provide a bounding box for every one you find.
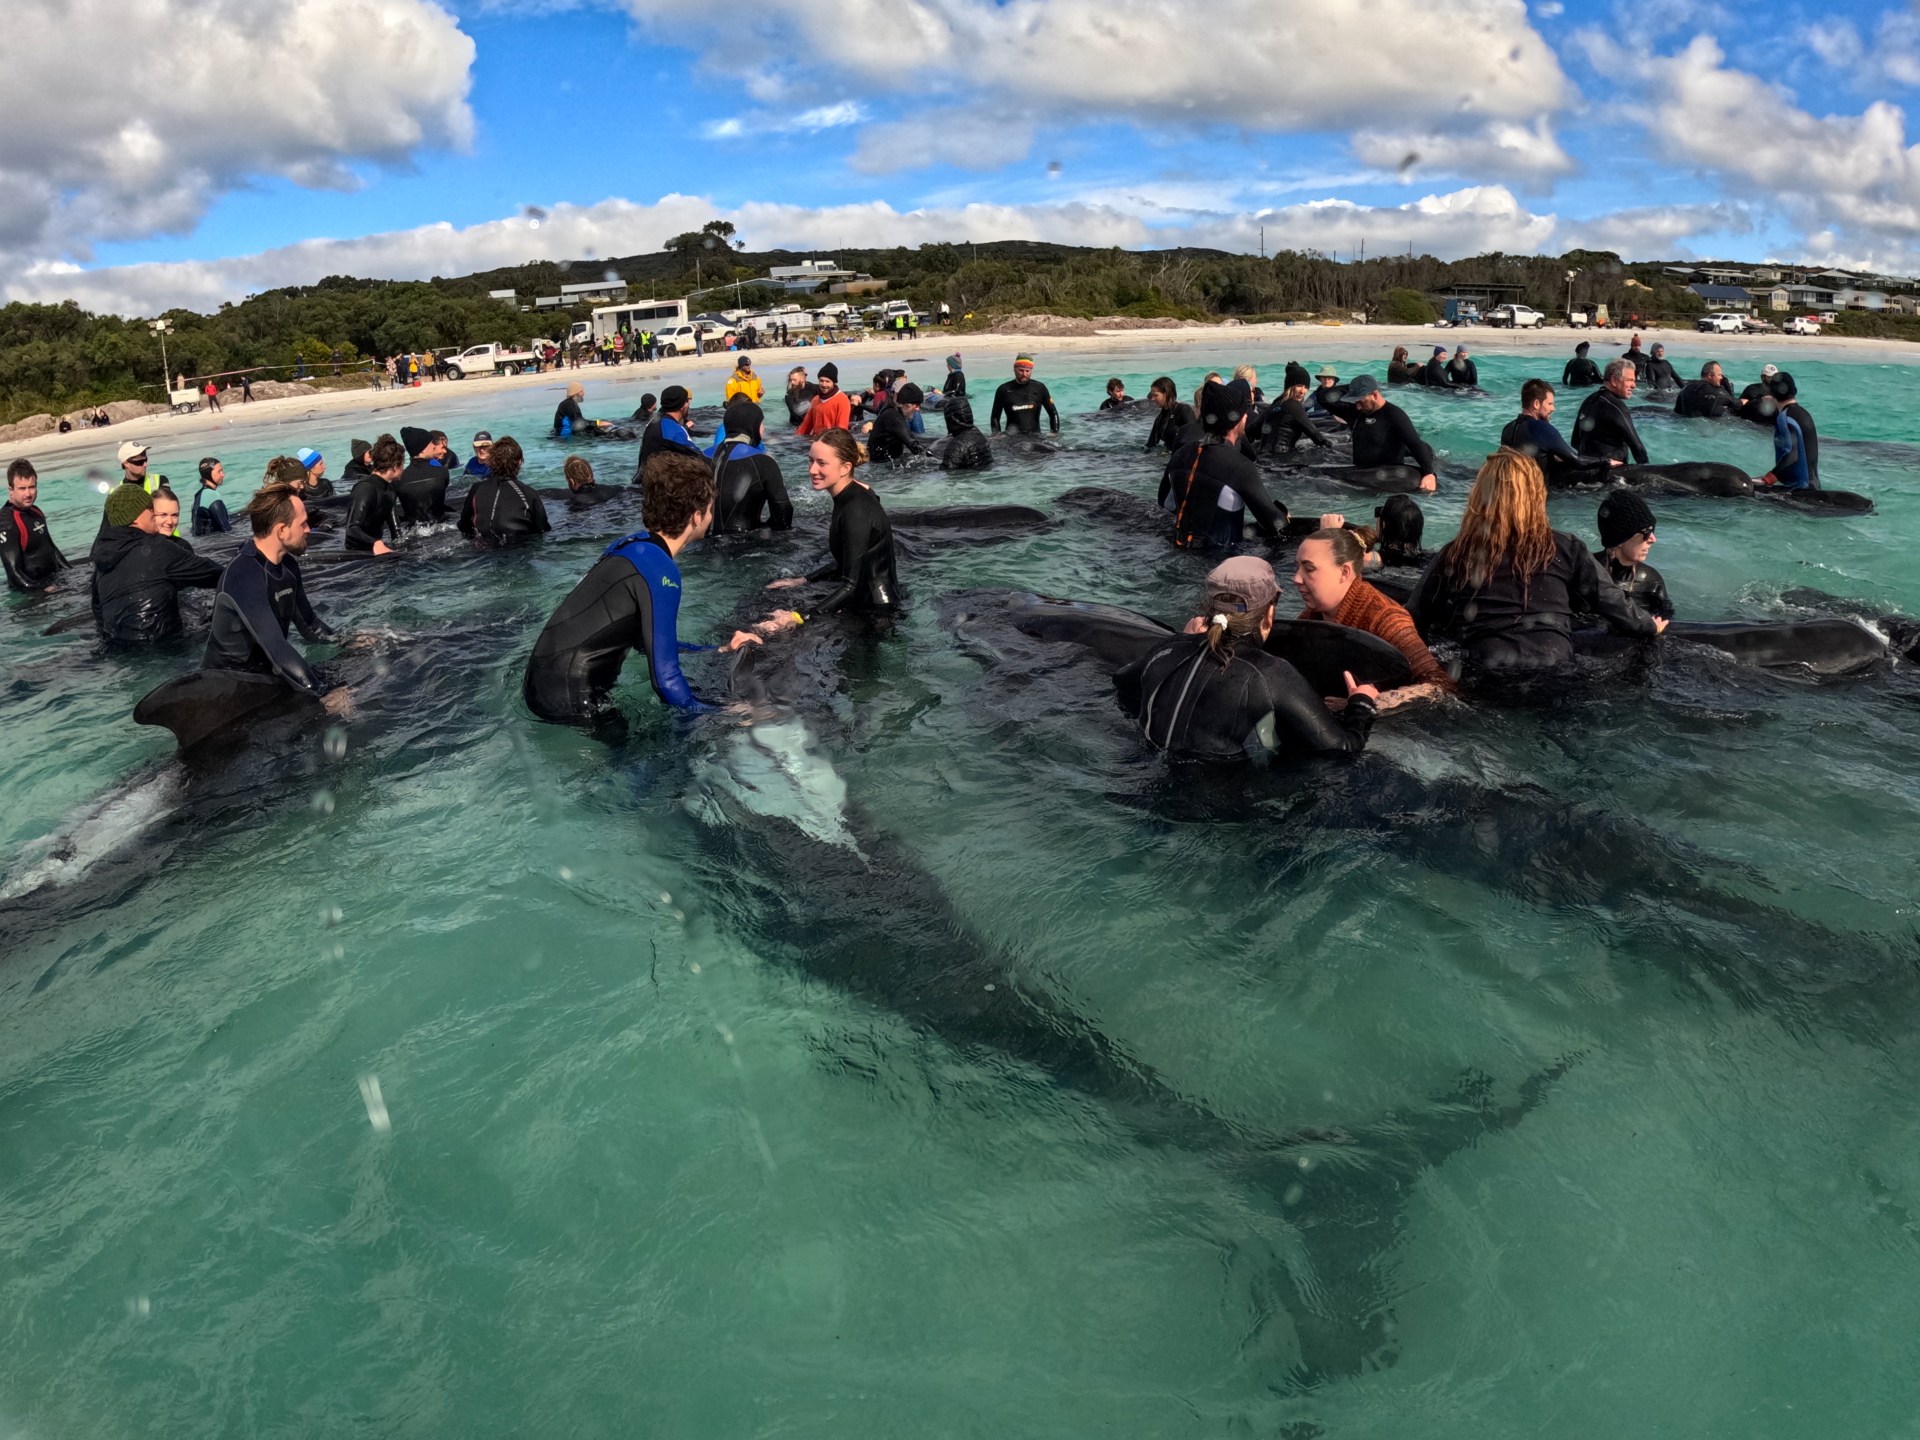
[1589,490,1671,621]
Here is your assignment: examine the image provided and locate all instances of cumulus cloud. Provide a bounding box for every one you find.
[10,185,1750,317]
[1351,118,1576,184]
[0,0,474,268]
[607,0,1574,179]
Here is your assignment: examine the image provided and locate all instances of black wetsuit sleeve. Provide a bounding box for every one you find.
[989,382,1010,434]
[0,521,34,591]
[345,481,392,550]
[1641,568,1674,622]
[1260,661,1377,753]
[1562,359,1576,385]
[524,482,552,534]
[168,543,225,591]
[1291,399,1331,447]
[762,459,794,529]
[805,502,888,619]
[1392,409,1437,473]
[1040,382,1059,433]
[1568,539,1658,636]
[225,559,325,693]
[1405,553,1455,639]
[457,486,478,535]
[1225,465,1287,538]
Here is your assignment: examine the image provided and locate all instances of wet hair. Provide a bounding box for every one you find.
[1392,345,1409,363]
[1106,376,1125,393]
[809,427,863,473]
[641,452,715,539]
[1148,376,1176,402]
[428,430,448,447]
[1604,358,1633,385]
[1203,593,1273,664]
[1520,378,1554,409]
[198,456,220,482]
[243,483,304,538]
[1375,494,1427,563]
[369,438,406,473]
[7,458,34,483]
[563,455,594,491]
[487,437,524,482]
[1700,360,1722,378]
[787,367,807,386]
[1443,450,1553,592]
[1304,526,1366,571]
[266,455,308,488]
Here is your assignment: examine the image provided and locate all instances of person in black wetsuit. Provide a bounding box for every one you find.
[561,455,625,508]
[1761,372,1820,489]
[1113,554,1379,762]
[344,436,404,554]
[394,427,453,523]
[1321,375,1439,490]
[1257,369,1335,455]
[631,394,659,426]
[1621,335,1650,378]
[2,460,70,591]
[939,397,994,471]
[1100,377,1132,410]
[554,381,599,437]
[757,428,901,632]
[1562,341,1602,388]
[191,457,233,537]
[1674,361,1737,419]
[942,353,967,397]
[1160,379,1289,550]
[633,385,703,483]
[458,436,551,543]
[1499,378,1613,483]
[1572,360,1649,464]
[1387,346,1419,385]
[1639,343,1680,391]
[784,369,818,428]
[1419,346,1454,387]
[868,382,930,463]
[1373,494,1430,569]
[1407,449,1665,676]
[89,483,223,643]
[1590,489,1672,620]
[522,454,763,728]
[706,401,794,533]
[339,440,374,488]
[203,484,342,706]
[1447,345,1479,388]
[990,355,1059,434]
[1145,376,1198,452]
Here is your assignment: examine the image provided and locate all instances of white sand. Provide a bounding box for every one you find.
[10,320,1911,465]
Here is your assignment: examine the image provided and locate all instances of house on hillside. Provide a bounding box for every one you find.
[1835,287,1889,311]
[1888,294,1920,316]
[1688,283,1753,312]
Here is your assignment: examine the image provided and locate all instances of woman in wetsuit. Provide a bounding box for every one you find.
[1292,526,1454,700]
[1114,556,1379,762]
[758,429,900,631]
[458,436,551,542]
[1387,346,1419,385]
[1406,449,1667,678]
[1145,376,1197,452]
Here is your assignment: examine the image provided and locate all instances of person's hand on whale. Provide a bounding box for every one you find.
[754,609,805,636]
[1418,473,1437,492]
[765,576,807,591]
[721,630,763,653]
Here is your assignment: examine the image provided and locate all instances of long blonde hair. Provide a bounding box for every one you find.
[1443,448,1555,591]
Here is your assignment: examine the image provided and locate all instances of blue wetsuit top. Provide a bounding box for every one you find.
[1772,410,1810,490]
[191,485,232,536]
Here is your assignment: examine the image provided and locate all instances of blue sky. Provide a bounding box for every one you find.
[8,0,1920,314]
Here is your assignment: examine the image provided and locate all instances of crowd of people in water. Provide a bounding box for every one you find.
[0,331,1860,766]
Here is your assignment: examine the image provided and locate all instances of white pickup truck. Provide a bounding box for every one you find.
[1782,315,1823,336]
[1487,304,1547,329]
[445,343,539,380]
[1697,311,1747,334]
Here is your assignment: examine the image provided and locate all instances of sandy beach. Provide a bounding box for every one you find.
[9,320,1912,468]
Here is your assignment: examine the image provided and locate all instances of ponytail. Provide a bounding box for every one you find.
[1203,597,1273,666]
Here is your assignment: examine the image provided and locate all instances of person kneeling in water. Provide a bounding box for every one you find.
[1406,448,1667,677]
[1590,490,1671,620]
[1293,526,1455,703]
[1161,379,1288,550]
[522,453,762,725]
[458,436,551,542]
[1115,556,1380,762]
[758,428,900,631]
[939,396,993,471]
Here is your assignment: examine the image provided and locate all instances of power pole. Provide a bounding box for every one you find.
[1259,225,1265,260]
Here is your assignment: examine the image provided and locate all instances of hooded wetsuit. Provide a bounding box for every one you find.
[203,542,335,693]
[633,414,703,483]
[1160,440,1287,550]
[89,526,222,642]
[801,483,899,620]
[709,440,794,533]
[190,485,232,537]
[1407,531,1660,675]
[1113,633,1377,761]
[459,476,552,540]
[522,531,716,722]
[394,458,452,523]
[2,500,69,590]
[1258,397,1332,453]
[989,378,1059,434]
[1572,389,1649,465]
[1562,354,1602,387]
[868,405,927,464]
[1639,354,1680,390]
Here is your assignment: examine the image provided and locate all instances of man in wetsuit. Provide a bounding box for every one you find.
[203,484,341,705]
[191,457,233,536]
[868,383,930,463]
[1639,343,1680,391]
[1573,360,1649,465]
[1499,379,1600,482]
[1447,345,1479,388]
[633,386,703,483]
[1737,363,1780,428]
[707,402,794,533]
[554,382,597,437]
[2,460,70,591]
[100,441,159,535]
[1562,341,1602,388]
[394,427,454,522]
[1419,346,1454,387]
[990,355,1060,435]
[522,453,761,725]
[1321,375,1439,490]
[90,483,223,643]
[1758,372,1819,489]
[1258,368,1335,455]
[1160,379,1289,550]
[939,396,994,471]
[1674,361,1737,419]
[1621,334,1649,377]
[344,437,404,554]
[1591,489,1671,620]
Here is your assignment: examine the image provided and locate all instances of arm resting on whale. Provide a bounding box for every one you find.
[1570,541,1662,637]
[216,561,326,695]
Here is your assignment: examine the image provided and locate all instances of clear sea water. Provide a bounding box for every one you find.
[5,341,1920,1438]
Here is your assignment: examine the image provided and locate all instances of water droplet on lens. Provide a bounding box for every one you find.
[689,961,702,974]
[558,866,573,880]
[660,891,672,904]
[310,789,335,816]
[1283,1184,1304,1206]
[319,904,343,928]
[126,1295,151,1318]
[984,983,996,991]
[357,1074,392,1133]
[323,727,348,761]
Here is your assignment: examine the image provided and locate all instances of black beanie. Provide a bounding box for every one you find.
[723,399,764,445]
[897,382,925,406]
[1768,370,1798,400]
[659,385,690,411]
[818,362,839,383]
[1198,379,1245,436]
[1284,362,1310,390]
[1598,489,1656,549]
[400,425,430,457]
[1575,341,1591,355]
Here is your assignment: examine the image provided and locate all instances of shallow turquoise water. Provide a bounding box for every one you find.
[5,342,1920,1438]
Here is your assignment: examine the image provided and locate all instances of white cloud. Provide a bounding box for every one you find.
[703,100,866,141]
[609,0,1574,179]
[1351,117,1577,184]
[11,184,1753,317]
[0,0,474,266]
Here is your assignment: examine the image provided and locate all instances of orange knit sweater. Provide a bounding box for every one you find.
[1303,579,1453,688]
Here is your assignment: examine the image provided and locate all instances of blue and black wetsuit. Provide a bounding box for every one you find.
[202,542,335,693]
[1498,413,1584,481]
[522,531,717,723]
[1771,409,1811,490]
[190,484,232,537]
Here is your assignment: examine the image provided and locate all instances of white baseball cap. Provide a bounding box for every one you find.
[117,441,149,464]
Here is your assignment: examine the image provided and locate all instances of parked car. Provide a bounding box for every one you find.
[444,343,537,380]
[655,324,703,356]
[1783,315,1822,336]
[1697,311,1747,334]
[1488,304,1546,329]
[1740,316,1776,333]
